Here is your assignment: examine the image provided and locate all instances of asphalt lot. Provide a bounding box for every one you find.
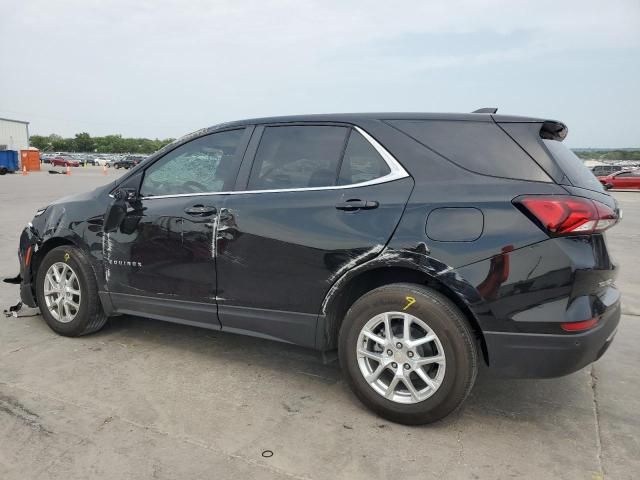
[0,167,638,479]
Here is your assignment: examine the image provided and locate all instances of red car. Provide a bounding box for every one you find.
[600,169,640,189]
[50,157,80,167]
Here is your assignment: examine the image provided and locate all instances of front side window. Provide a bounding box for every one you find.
[247,126,349,190]
[141,129,245,197]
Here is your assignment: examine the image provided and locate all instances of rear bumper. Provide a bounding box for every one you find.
[483,297,620,378]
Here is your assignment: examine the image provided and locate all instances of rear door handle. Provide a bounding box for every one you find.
[184,205,217,216]
[335,200,379,211]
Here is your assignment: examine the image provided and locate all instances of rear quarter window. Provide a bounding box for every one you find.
[387,120,551,182]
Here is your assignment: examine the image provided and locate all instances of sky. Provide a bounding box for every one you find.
[1,0,639,147]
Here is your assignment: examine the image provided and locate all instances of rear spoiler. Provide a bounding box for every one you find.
[539,121,568,141]
[472,107,568,141]
[472,107,498,114]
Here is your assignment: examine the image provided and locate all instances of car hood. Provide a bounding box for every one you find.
[50,181,115,207]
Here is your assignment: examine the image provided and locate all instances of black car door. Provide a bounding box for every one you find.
[105,127,251,326]
[215,124,414,346]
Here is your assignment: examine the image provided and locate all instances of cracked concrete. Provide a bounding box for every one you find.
[589,366,604,479]
[0,170,638,479]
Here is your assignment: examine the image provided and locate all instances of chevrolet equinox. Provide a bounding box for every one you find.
[14,110,621,424]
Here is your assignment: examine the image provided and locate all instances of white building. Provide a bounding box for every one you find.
[0,117,30,151]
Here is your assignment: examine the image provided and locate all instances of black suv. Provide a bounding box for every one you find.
[14,111,621,424]
[113,156,144,169]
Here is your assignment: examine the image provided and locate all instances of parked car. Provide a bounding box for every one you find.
[50,156,80,167]
[600,169,640,189]
[112,157,141,169]
[591,165,625,177]
[94,158,111,167]
[12,111,621,425]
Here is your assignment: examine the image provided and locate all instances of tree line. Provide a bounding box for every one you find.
[29,132,640,160]
[30,133,175,154]
[574,150,640,161]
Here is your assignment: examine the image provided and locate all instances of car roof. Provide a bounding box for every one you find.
[209,112,549,130]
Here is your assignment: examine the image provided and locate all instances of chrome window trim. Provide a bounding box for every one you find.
[139,126,410,200]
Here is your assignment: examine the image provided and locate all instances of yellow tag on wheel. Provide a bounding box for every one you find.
[403,296,416,311]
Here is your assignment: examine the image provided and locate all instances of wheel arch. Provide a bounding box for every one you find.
[318,260,488,365]
[31,237,78,281]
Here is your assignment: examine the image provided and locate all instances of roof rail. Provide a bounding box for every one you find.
[472,107,498,114]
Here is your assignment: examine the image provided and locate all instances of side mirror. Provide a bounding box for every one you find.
[103,188,138,233]
[113,188,138,202]
[104,202,126,233]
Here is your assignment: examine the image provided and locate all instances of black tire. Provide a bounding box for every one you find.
[339,283,478,425]
[0,167,7,175]
[35,246,108,337]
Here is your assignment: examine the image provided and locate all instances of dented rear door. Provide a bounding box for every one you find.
[214,124,414,346]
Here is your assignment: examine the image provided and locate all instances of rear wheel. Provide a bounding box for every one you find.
[35,246,108,336]
[339,283,477,424]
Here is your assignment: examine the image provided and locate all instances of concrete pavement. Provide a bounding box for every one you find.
[0,169,637,479]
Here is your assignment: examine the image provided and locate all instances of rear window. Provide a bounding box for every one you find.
[616,170,640,178]
[388,120,551,182]
[543,140,604,192]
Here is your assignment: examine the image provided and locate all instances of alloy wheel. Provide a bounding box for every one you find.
[356,312,446,404]
[43,262,82,323]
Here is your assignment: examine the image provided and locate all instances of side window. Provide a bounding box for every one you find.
[247,126,349,190]
[389,120,551,182]
[337,130,390,185]
[141,129,245,197]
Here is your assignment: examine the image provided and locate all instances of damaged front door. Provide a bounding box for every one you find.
[104,128,250,327]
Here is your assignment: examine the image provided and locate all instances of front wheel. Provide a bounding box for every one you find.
[35,246,108,336]
[339,283,478,425]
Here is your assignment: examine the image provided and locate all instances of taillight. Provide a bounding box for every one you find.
[561,318,598,332]
[514,196,618,236]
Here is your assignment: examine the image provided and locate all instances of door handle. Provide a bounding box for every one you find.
[335,200,379,211]
[184,205,217,216]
